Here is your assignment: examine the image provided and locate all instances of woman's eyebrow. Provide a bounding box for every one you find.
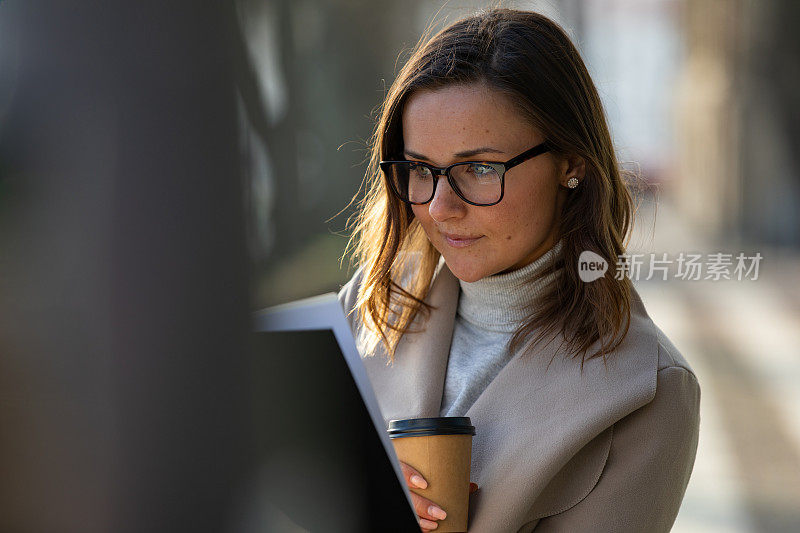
[403,147,506,160]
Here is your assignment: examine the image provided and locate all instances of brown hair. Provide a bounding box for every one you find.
[344,8,640,370]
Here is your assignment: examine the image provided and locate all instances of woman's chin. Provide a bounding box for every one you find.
[442,259,489,283]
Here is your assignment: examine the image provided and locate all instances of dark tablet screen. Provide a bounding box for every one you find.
[251,329,418,532]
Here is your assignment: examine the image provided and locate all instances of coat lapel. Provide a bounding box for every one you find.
[358,261,659,531]
[360,259,459,424]
[463,278,658,530]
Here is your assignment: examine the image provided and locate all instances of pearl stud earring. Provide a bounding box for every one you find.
[567,177,579,189]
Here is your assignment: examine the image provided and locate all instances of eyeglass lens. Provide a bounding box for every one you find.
[387,162,502,205]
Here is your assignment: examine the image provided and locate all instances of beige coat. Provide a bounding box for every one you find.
[338,260,701,532]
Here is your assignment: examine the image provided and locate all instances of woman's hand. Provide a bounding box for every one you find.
[399,460,480,532]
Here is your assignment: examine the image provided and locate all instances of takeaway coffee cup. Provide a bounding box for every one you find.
[388,417,476,532]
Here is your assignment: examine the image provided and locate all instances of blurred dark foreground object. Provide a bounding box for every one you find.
[0,2,254,532]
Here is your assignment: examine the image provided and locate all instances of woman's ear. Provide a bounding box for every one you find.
[558,154,586,187]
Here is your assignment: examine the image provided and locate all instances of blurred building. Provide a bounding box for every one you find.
[674,0,800,247]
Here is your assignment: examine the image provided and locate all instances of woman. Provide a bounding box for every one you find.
[338,8,700,533]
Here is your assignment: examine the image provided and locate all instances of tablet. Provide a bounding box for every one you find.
[253,294,419,532]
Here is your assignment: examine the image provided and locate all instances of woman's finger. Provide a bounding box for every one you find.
[419,517,438,531]
[399,460,428,489]
[410,491,447,522]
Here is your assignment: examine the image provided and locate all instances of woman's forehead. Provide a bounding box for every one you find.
[401,85,539,159]
[403,84,516,120]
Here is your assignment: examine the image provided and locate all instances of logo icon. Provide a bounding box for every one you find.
[578,250,608,282]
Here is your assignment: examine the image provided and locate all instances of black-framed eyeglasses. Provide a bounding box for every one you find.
[380,141,552,207]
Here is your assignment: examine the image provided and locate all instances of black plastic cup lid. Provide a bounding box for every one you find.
[387,417,476,439]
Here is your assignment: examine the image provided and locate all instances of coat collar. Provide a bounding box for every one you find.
[362,257,460,422]
[364,259,658,428]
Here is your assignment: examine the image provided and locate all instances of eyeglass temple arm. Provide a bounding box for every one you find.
[504,142,552,170]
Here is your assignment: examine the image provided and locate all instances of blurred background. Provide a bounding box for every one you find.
[1,0,798,531]
[249,0,800,532]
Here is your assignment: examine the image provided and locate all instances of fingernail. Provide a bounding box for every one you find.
[411,474,428,489]
[419,518,438,530]
[428,505,447,520]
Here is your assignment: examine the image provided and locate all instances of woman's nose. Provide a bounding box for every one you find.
[428,175,467,222]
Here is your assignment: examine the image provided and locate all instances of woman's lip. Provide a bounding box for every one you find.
[442,233,483,247]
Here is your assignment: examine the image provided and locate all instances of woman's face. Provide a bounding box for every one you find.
[403,83,572,282]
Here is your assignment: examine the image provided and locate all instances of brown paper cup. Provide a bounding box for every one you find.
[388,417,476,532]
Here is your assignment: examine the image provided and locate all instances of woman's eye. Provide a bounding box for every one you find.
[468,164,493,175]
[410,163,432,177]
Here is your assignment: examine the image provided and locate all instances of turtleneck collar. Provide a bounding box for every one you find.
[457,238,564,332]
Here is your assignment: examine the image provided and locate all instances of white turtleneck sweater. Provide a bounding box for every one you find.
[439,239,564,417]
